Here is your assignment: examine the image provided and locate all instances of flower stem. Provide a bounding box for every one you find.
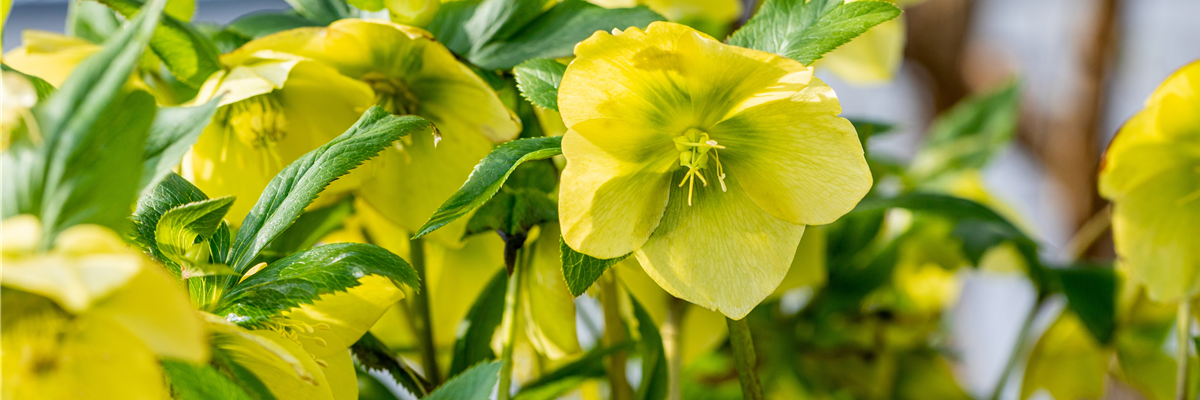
[1178,299,1192,400]
[989,297,1043,400]
[726,317,763,400]
[601,272,633,400]
[663,296,686,400]
[408,237,441,385]
[497,245,527,400]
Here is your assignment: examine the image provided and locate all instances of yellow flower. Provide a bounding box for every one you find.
[3,31,101,87]
[588,0,742,39]
[2,71,38,150]
[557,22,871,319]
[1,216,206,400]
[183,51,376,226]
[228,19,521,247]
[1099,60,1200,302]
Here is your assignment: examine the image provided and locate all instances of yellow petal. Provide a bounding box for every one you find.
[636,171,805,319]
[1,253,141,313]
[1020,313,1107,400]
[210,319,335,400]
[2,31,100,87]
[281,274,405,358]
[818,16,906,85]
[90,265,207,362]
[321,349,359,400]
[522,224,581,359]
[711,78,872,225]
[1,215,41,256]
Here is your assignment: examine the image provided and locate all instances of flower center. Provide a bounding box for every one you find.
[217,94,288,149]
[362,72,419,116]
[674,128,727,206]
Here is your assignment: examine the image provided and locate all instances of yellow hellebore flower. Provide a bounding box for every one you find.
[183,51,376,225]
[225,19,521,248]
[817,0,914,85]
[3,31,101,87]
[1,215,206,400]
[558,22,872,319]
[1099,60,1200,302]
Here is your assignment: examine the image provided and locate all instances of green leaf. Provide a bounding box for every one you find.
[413,136,562,239]
[514,59,566,111]
[464,0,546,53]
[224,12,324,39]
[514,344,631,400]
[357,369,402,400]
[464,188,558,238]
[227,107,431,272]
[67,0,122,43]
[910,81,1020,182]
[2,64,55,100]
[352,332,430,398]
[560,237,630,297]
[449,270,508,378]
[426,361,502,400]
[162,360,257,400]
[155,196,237,277]
[210,346,279,400]
[98,0,223,88]
[259,198,355,261]
[1055,263,1117,345]
[215,242,419,325]
[427,0,484,56]
[468,0,664,70]
[132,173,211,271]
[285,0,351,25]
[632,296,667,400]
[727,0,901,65]
[141,98,220,192]
[847,118,895,154]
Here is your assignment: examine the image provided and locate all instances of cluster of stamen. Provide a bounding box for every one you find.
[673,128,727,206]
[263,317,334,369]
[216,94,288,174]
[362,72,419,116]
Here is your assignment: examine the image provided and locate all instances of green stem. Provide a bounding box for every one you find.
[601,272,632,400]
[726,317,763,400]
[663,296,686,400]
[497,246,527,400]
[408,237,441,385]
[989,298,1043,400]
[1178,299,1192,400]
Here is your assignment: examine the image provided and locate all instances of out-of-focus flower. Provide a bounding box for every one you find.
[229,19,521,247]
[589,0,743,39]
[183,52,376,226]
[818,0,926,85]
[1,71,39,150]
[3,31,101,87]
[557,21,871,319]
[1,215,206,400]
[1099,60,1200,302]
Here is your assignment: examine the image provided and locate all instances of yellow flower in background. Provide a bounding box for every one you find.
[3,31,101,87]
[818,14,905,85]
[588,0,743,39]
[558,22,871,319]
[183,51,376,226]
[1,216,206,400]
[1099,60,1200,302]
[229,19,521,247]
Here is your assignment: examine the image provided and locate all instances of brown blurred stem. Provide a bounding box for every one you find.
[408,237,441,385]
[727,317,764,400]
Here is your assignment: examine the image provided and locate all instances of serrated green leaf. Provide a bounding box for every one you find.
[514,59,566,111]
[156,196,237,277]
[561,237,629,297]
[224,12,324,40]
[352,332,429,398]
[728,0,901,65]
[514,344,631,400]
[132,173,211,271]
[464,0,545,53]
[468,0,664,70]
[285,0,351,25]
[98,0,222,88]
[426,361,502,400]
[259,198,355,261]
[413,136,562,239]
[215,242,419,325]
[163,360,257,400]
[910,81,1020,182]
[1056,263,1118,345]
[427,0,483,56]
[632,296,667,400]
[67,0,121,43]
[227,107,431,272]
[141,98,220,192]
[357,369,403,400]
[449,270,508,378]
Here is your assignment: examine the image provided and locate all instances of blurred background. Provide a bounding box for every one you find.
[5,0,1200,398]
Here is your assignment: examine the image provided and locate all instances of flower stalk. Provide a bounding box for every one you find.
[726,317,763,400]
[601,272,633,400]
[1178,299,1193,400]
[408,237,441,385]
[497,239,529,400]
[664,296,687,400]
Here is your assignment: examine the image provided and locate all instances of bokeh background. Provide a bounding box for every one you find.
[6,0,1200,398]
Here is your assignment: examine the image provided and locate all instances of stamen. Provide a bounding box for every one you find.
[674,128,729,205]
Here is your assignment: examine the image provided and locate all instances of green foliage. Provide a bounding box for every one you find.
[632,297,667,400]
[227,107,430,272]
[98,0,222,88]
[514,59,566,111]
[426,361,503,400]
[162,360,257,400]
[348,0,386,12]
[514,344,631,400]
[1055,263,1118,345]
[357,369,403,400]
[132,173,211,273]
[352,332,430,398]
[223,12,324,40]
[464,188,557,238]
[1,64,55,100]
[449,270,508,377]
[413,136,563,239]
[259,198,355,260]
[141,99,220,192]
[429,0,663,70]
[728,0,901,65]
[560,238,630,297]
[155,196,237,277]
[910,81,1021,182]
[215,242,419,325]
[284,0,351,25]
[66,1,121,43]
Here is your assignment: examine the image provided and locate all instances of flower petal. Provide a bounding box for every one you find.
[2,31,101,87]
[282,275,405,358]
[559,129,675,259]
[522,224,580,359]
[712,78,872,225]
[818,16,906,85]
[635,171,805,319]
[91,266,207,363]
